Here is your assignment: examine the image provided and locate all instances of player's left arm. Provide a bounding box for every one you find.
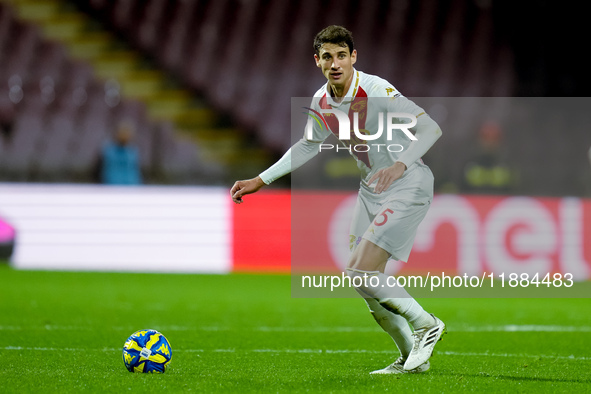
[369,113,442,193]
[396,113,442,170]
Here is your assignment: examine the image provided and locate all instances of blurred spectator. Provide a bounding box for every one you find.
[99,120,142,185]
[460,121,517,194]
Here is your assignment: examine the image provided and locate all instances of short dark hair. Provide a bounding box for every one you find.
[313,25,354,56]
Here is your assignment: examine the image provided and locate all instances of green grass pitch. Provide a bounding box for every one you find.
[1,264,590,393]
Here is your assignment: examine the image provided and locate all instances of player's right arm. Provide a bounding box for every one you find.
[230,136,324,204]
[230,97,329,204]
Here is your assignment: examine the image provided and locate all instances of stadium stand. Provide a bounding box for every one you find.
[1,0,589,196]
[74,0,516,150]
[0,0,266,184]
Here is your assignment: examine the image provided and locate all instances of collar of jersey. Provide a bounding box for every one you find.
[325,69,360,108]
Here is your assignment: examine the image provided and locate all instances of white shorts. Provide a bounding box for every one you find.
[349,164,433,262]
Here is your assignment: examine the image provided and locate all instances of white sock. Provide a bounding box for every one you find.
[364,297,413,358]
[379,295,435,331]
[347,269,435,330]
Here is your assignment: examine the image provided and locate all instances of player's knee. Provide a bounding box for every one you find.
[346,239,390,271]
[346,268,379,297]
[346,252,361,270]
[346,252,387,272]
[346,267,372,280]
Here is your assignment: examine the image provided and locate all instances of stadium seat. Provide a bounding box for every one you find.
[1,0,523,186]
[209,0,261,111]
[159,0,198,72]
[183,0,230,90]
[111,0,138,33]
[135,0,168,52]
[0,3,13,52]
[32,111,76,181]
[1,98,46,180]
[30,42,66,86]
[0,127,4,157]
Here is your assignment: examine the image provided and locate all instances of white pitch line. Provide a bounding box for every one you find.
[2,346,120,352]
[439,351,591,361]
[455,325,591,332]
[2,324,590,333]
[254,325,591,333]
[1,346,590,361]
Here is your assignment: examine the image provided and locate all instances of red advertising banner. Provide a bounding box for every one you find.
[233,191,591,280]
[232,191,291,272]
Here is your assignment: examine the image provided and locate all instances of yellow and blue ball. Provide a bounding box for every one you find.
[122,329,172,373]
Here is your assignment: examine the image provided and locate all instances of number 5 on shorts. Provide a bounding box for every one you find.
[374,208,394,226]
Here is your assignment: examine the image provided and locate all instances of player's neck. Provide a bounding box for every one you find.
[329,73,354,102]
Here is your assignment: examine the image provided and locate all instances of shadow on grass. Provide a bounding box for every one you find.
[436,371,591,385]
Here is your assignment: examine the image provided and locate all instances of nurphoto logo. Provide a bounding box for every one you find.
[304,106,417,153]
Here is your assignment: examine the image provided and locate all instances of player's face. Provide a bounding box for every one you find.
[314,43,357,96]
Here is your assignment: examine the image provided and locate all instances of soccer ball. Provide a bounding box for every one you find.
[122,329,172,373]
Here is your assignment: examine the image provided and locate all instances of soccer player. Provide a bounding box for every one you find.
[230,25,445,374]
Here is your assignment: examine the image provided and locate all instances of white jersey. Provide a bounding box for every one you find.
[306,69,431,195]
[259,69,440,206]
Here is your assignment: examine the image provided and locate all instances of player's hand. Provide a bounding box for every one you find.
[367,161,407,194]
[230,176,266,204]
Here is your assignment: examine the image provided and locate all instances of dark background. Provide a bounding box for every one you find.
[1,0,589,196]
